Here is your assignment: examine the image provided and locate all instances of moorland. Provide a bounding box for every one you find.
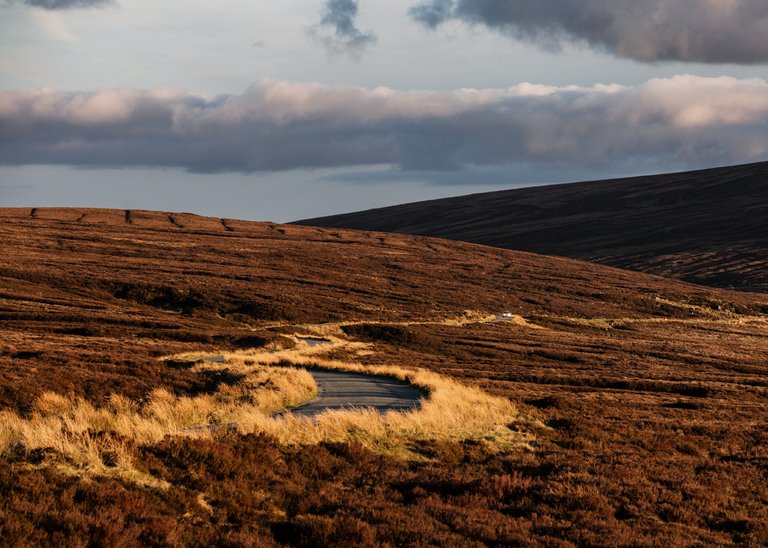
[296,161,768,292]
[1,207,767,545]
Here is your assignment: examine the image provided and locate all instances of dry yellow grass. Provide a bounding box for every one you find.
[495,314,543,329]
[177,335,533,456]
[552,313,768,330]
[284,310,502,338]
[0,331,533,484]
[253,366,530,457]
[654,297,734,318]
[0,365,317,484]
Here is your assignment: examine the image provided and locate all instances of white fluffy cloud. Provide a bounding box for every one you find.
[1,75,767,174]
[410,0,768,64]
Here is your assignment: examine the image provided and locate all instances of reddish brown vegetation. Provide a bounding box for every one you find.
[296,160,768,292]
[1,207,767,545]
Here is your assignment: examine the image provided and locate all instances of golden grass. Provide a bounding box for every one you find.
[552,313,768,330]
[178,335,533,457]
[0,365,317,484]
[432,310,499,326]
[0,331,533,484]
[654,297,733,318]
[254,366,531,457]
[175,334,366,364]
[495,314,543,329]
[288,310,501,337]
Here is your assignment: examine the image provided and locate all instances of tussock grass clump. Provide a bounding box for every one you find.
[546,313,768,331]
[264,365,529,456]
[340,323,440,352]
[275,311,499,339]
[0,366,317,483]
[0,333,533,483]
[191,335,533,457]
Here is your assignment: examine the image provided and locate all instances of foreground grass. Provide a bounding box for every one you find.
[168,335,532,456]
[0,334,532,485]
[0,366,317,485]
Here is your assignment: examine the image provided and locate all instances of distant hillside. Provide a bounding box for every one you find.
[295,162,768,292]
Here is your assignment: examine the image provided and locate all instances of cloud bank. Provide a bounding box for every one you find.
[22,0,111,9]
[409,0,768,64]
[309,0,376,58]
[2,76,767,176]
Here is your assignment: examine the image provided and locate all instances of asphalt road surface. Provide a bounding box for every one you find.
[201,337,424,418]
[290,369,424,417]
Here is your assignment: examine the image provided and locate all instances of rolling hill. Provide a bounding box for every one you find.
[295,161,768,292]
[1,208,767,545]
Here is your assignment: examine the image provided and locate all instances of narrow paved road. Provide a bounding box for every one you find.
[202,336,424,418]
[290,369,424,417]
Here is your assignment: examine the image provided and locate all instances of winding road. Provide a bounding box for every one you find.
[290,369,424,417]
[203,336,424,418]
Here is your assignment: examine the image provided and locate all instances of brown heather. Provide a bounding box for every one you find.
[295,160,768,292]
[1,208,767,546]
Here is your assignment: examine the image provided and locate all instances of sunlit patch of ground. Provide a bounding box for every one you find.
[0,330,534,486]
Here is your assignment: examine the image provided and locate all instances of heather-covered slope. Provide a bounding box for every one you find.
[295,161,768,291]
[5,206,761,410]
[1,208,767,545]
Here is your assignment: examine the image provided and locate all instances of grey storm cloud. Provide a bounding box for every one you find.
[409,0,768,64]
[309,0,377,58]
[22,0,112,9]
[1,76,768,175]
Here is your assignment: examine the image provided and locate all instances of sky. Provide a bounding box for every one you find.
[1,0,767,222]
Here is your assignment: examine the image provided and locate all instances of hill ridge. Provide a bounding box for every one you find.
[294,161,768,292]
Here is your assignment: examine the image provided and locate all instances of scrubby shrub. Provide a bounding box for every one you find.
[109,283,216,315]
[228,301,292,322]
[56,325,107,337]
[231,335,269,349]
[341,324,439,352]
